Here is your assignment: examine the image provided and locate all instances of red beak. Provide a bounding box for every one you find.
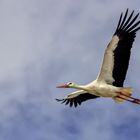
[56,84,69,88]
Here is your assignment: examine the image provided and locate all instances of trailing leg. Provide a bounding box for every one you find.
[114,95,140,105]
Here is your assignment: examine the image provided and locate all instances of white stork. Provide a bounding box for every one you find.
[56,9,140,107]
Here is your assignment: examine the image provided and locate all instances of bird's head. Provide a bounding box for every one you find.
[56,82,77,88]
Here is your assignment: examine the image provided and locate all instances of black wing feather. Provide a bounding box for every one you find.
[115,12,123,32]
[56,93,99,107]
[119,9,128,30]
[121,10,134,30]
[123,13,139,31]
[113,9,140,87]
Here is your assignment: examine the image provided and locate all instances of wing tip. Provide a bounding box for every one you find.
[114,9,140,35]
[55,98,79,107]
[55,98,64,102]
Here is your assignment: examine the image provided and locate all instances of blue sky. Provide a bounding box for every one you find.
[0,0,140,140]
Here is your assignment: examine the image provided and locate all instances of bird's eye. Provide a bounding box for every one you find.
[68,82,72,85]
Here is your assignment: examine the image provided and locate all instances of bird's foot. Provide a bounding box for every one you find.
[132,99,140,105]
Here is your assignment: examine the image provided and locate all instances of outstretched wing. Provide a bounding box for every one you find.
[97,9,140,87]
[56,90,99,107]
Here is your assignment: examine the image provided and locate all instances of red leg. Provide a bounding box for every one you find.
[132,99,140,104]
[116,92,140,104]
[116,95,140,105]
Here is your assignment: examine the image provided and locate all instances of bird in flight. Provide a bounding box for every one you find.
[56,9,140,107]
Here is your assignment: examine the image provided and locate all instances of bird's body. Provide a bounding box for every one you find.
[66,80,131,99]
[56,9,140,107]
[83,80,118,97]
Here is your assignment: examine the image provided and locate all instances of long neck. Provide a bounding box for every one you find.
[72,84,88,91]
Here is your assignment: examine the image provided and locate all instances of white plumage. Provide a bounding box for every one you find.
[97,35,119,84]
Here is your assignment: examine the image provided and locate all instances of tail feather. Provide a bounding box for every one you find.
[113,87,132,103]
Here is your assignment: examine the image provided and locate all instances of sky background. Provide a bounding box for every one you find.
[0,0,140,140]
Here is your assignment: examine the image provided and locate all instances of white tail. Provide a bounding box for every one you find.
[113,87,132,103]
